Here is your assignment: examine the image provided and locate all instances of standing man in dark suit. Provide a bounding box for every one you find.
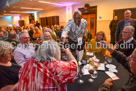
[115,10,136,43]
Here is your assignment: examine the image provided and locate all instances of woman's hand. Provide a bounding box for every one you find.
[62,48,76,61]
[62,48,71,55]
[100,41,110,49]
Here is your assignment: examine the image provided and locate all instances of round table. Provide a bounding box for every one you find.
[67,53,130,91]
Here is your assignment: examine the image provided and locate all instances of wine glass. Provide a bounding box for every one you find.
[88,67,95,82]
[104,55,109,64]
[91,70,98,79]
[78,66,84,84]
[107,57,112,64]
[78,72,84,83]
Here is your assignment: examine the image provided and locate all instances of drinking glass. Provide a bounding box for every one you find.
[91,70,98,79]
[104,55,109,64]
[78,66,84,84]
[78,72,84,83]
[106,57,112,64]
[88,67,95,82]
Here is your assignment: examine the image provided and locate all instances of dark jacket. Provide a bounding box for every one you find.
[115,20,136,42]
[29,29,34,40]
[109,20,119,44]
[109,20,119,33]
[116,39,136,57]
[98,50,136,91]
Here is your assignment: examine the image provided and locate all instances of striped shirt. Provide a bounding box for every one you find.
[17,58,77,91]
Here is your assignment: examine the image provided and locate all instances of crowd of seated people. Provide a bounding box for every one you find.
[0,24,72,90]
[0,9,136,90]
[17,40,78,91]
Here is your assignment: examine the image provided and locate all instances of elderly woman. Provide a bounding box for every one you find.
[42,27,57,41]
[41,32,53,41]
[0,41,21,89]
[87,31,107,55]
[17,40,78,91]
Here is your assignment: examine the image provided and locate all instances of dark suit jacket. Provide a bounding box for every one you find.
[116,39,136,57]
[115,19,136,42]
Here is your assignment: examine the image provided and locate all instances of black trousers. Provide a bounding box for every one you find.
[64,38,85,52]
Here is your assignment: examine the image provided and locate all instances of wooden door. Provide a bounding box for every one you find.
[82,14,96,38]
[19,20,25,27]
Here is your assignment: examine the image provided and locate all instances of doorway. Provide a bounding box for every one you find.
[82,14,96,38]
[79,6,97,38]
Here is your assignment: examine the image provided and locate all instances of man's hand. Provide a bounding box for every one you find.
[62,38,69,43]
[100,41,114,53]
[104,78,114,87]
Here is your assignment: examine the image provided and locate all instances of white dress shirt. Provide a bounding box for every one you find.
[13,43,35,66]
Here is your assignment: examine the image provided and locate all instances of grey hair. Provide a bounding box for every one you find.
[33,40,61,62]
[19,30,28,39]
[41,32,52,41]
[124,26,135,33]
[44,28,52,32]
[124,10,131,14]
[9,31,16,39]
[74,10,82,16]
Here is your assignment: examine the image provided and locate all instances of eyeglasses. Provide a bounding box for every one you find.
[122,32,132,34]
[22,37,30,39]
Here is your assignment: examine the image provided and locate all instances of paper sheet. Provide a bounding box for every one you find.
[97,63,105,71]
[105,71,120,80]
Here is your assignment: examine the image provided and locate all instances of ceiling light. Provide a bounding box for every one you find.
[38,1,63,6]
[10,11,23,13]
[10,11,38,13]
[3,14,20,15]
[4,11,6,12]
[21,7,43,10]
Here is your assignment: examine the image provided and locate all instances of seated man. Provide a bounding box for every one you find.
[13,31,35,66]
[98,41,136,91]
[6,31,19,47]
[116,26,136,56]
